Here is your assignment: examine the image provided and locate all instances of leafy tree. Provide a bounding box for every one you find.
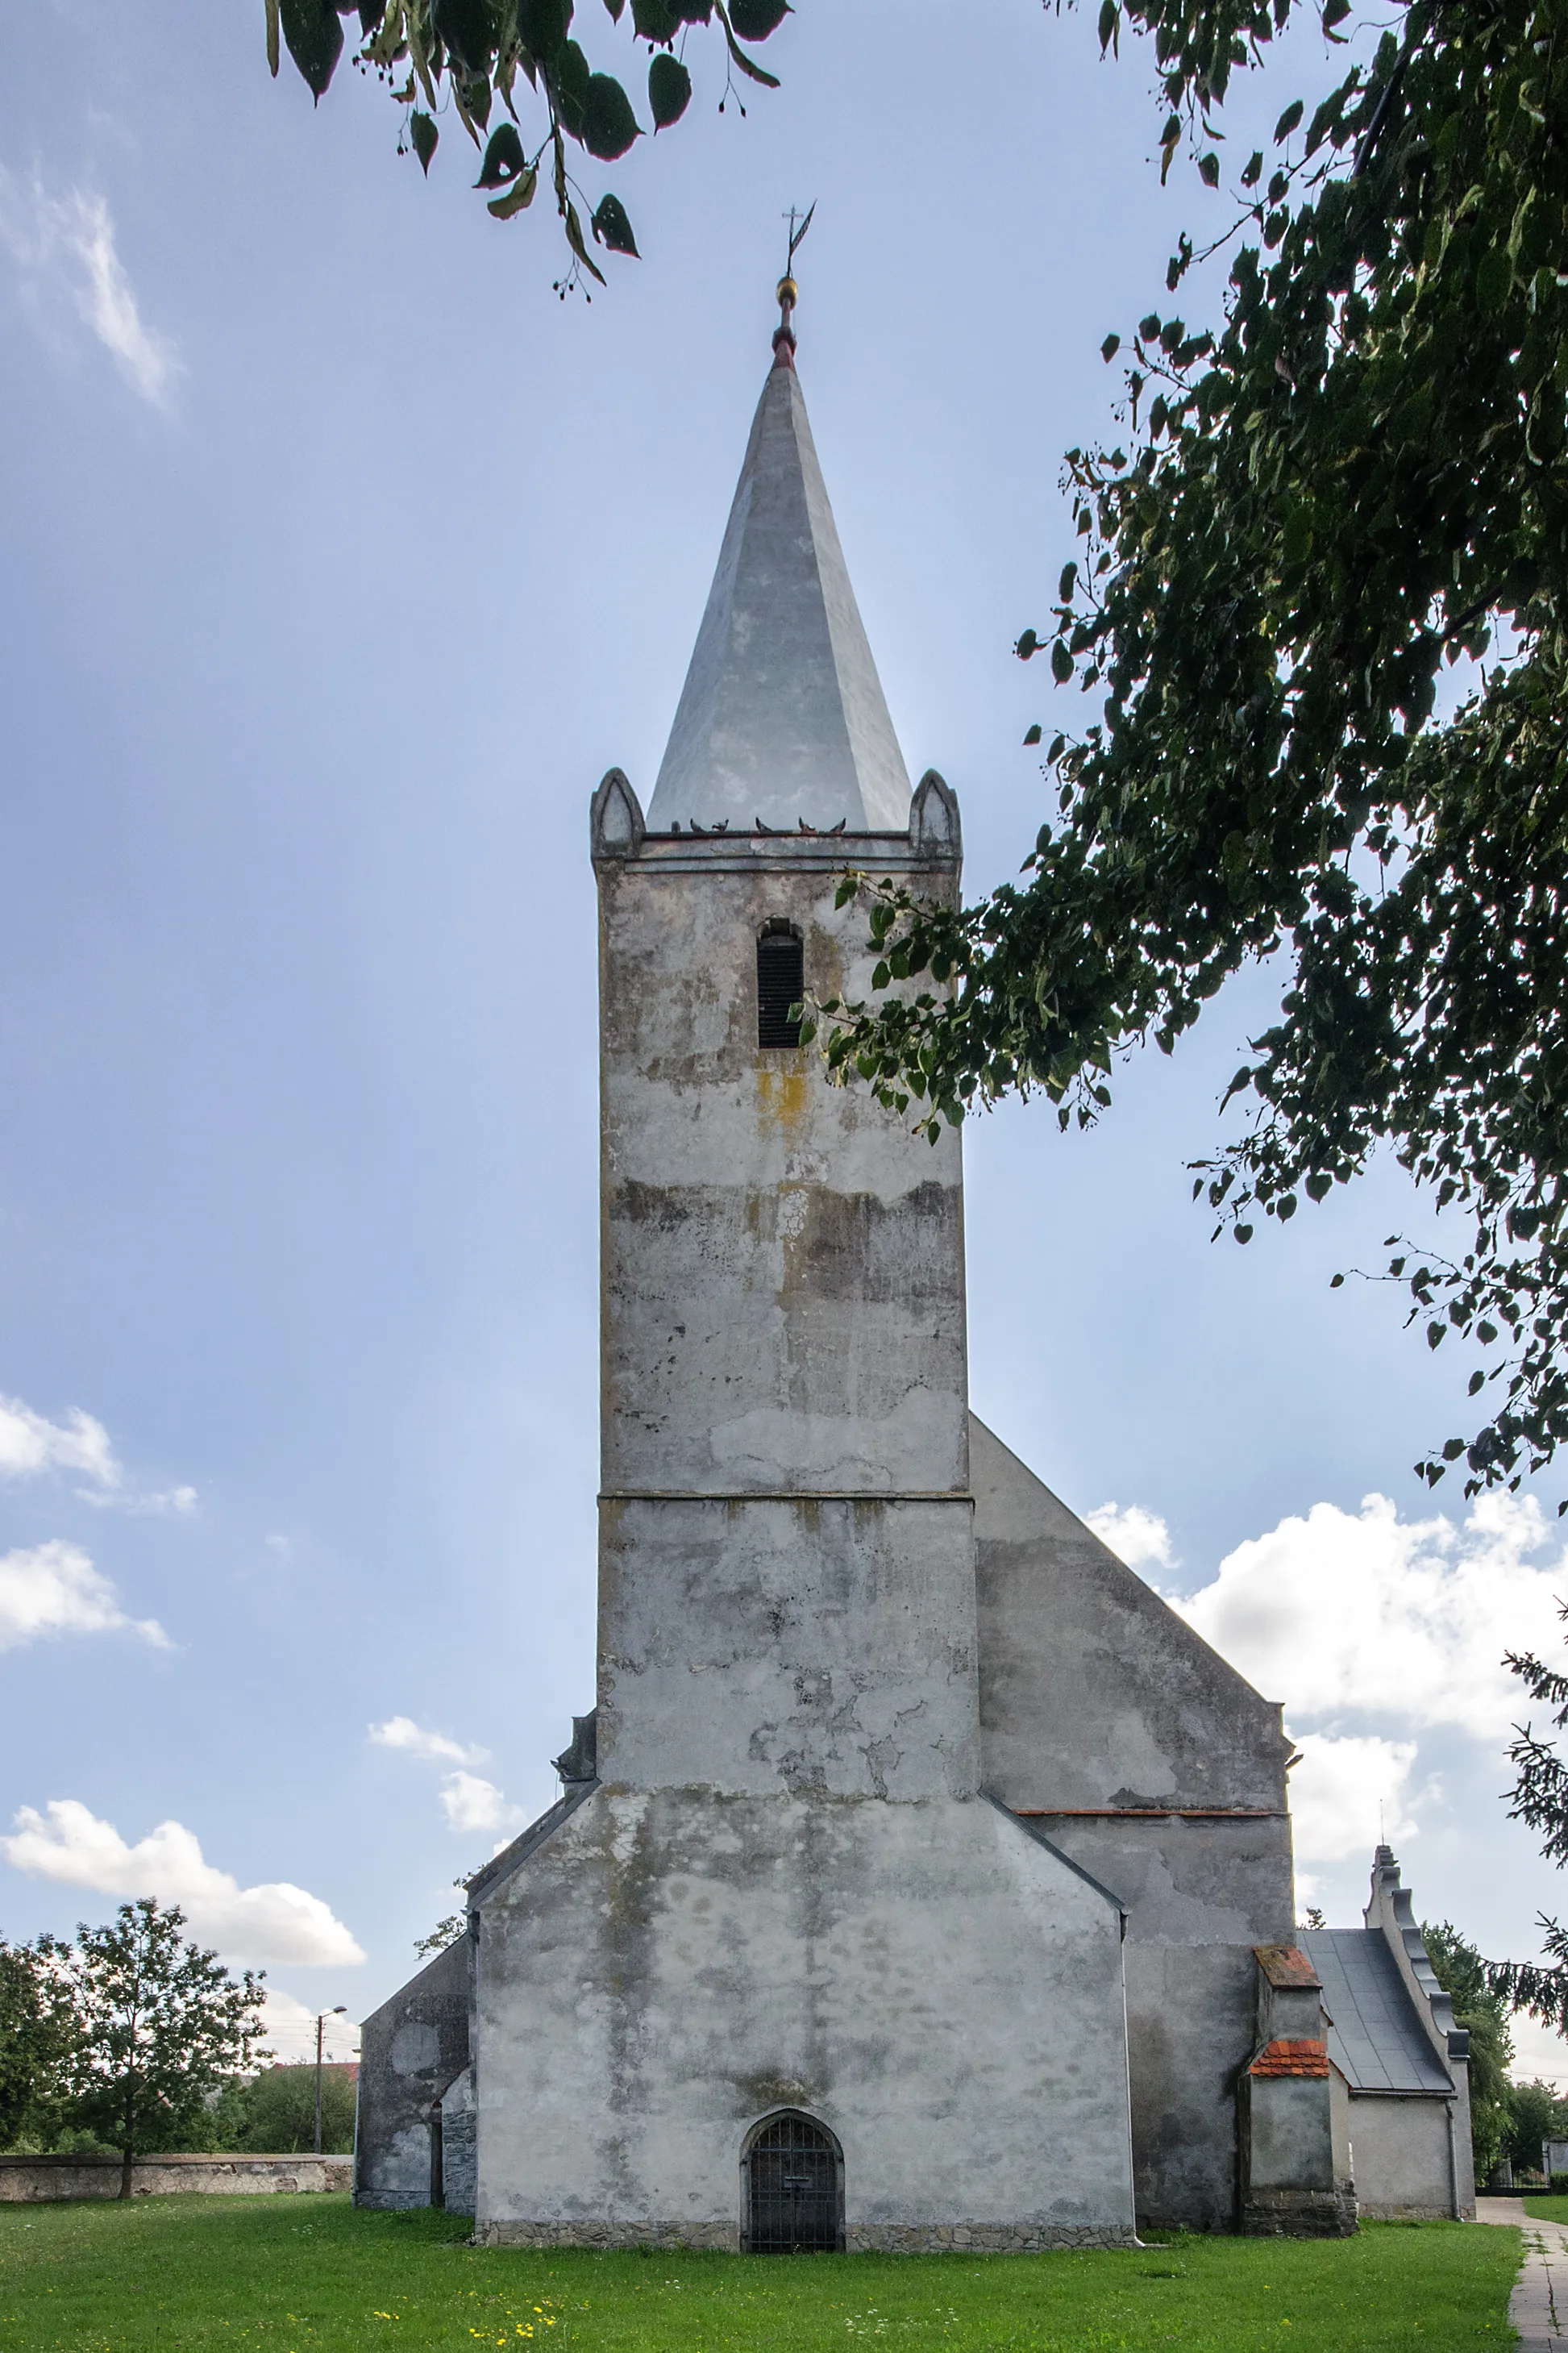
[817,0,1568,1505]
[1486,1604,1568,2039]
[266,0,791,289]
[58,1900,268,2197]
[1423,1918,1513,2185]
[0,1937,76,2151]
[227,2063,358,2155]
[414,1872,480,1959]
[1505,2076,1568,2176]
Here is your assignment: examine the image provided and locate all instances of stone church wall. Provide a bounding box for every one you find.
[971,1416,1296,2230]
[472,1783,1137,2248]
[356,1935,470,2211]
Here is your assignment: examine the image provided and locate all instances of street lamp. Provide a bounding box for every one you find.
[314,2007,348,2156]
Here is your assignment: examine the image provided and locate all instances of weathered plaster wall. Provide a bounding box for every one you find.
[472,1785,1136,2247]
[600,1494,977,1801]
[1346,2093,1459,2218]
[595,823,978,1804]
[356,1935,470,2211]
[971,1416,1296,2230]
[597,832,967,1504]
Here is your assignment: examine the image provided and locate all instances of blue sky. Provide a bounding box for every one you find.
[2,0,1566,2080]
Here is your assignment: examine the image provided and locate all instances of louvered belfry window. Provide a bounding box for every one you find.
[745,2112,841,2253]
[757,923,805,1048]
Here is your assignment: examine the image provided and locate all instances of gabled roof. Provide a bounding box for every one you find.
[647,353,912,836]
[1301,1929,1454,2095]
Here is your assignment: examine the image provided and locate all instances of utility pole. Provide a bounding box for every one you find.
[314,2006,347,2155]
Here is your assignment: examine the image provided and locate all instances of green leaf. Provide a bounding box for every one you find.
[591,192,639,254]
[1015,628,1040,661]
[1050,639,1073,684]
[713,0,780,85]
[603,0,625,15]
[410,109,439,172]
[265,0,281,76]
[476,121,528,185]
[433,0,496,72]
[648,50,692,127]
[1023,724,1043,747]
[1101,332,1121,363]
[563,196,607,282]
[726,0,788,31]
[279,0,343,98]
[1274,97,1304,141]
[519,0,573,58]
[582,71,641,158]
[1198,152,1220,188]
[1096,0,1118,53]
[488,168,538,216]
[632,0,681,35]
[550,37,591,133]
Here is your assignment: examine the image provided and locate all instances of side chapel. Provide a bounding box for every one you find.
[356,281,1474,2245]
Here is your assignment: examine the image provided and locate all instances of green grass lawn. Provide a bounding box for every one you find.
[1523,2193,1568,2222]
[0,2196,1519,2353]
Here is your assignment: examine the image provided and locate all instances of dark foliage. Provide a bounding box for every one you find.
[817,0,1568,1506]
[264,0,788,285]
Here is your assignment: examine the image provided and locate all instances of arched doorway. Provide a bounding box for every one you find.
[742,2110,843,2252]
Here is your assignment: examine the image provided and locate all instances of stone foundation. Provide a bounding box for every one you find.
[1240,2187,1357,2238]
[476,2219,1138,2253]
[477,2220,739,2250]
[847,2223,1138,2251]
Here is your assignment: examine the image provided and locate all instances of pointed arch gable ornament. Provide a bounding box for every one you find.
[590,768,645,861]
[909,769,961,861]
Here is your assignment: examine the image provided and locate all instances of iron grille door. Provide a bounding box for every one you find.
[747,2114,838,2252]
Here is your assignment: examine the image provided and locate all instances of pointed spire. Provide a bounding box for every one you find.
[646,265,911,837]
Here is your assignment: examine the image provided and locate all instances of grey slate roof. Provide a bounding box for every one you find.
[647,357,912,835]
[1300,1929,1454,2095]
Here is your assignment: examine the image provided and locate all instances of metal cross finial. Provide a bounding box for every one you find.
[785,202,815,269]
[773,201,815,369]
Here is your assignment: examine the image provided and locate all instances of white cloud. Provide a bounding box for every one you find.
[81,1483,198,1518]
[0,1540,168,1654]
[368,1715,482,1767]
[439,1771,523,1839]
[369,1716,522,1839]
[1287,1731,1421,1866]
[1511,2008,1568,2094]
[260,1989,362,2067]
[0,169,181,410]
[0,1395,119,1487]
[0,1800,364,1968]
[1086,1501,1175,1575]
[1172,1489,1565,1740]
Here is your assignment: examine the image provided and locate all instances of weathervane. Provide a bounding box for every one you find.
[773,201,815,366]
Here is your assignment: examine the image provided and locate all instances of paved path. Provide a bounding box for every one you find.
[1477,2198,1568,2350]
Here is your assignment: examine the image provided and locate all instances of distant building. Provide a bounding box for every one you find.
[356,285,1466,2247]
[1303,1847,1476,2219]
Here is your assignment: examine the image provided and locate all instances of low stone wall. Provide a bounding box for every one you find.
[0,2154,351,2202]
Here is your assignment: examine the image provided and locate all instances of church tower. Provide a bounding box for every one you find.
[460,286,1140,2251]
